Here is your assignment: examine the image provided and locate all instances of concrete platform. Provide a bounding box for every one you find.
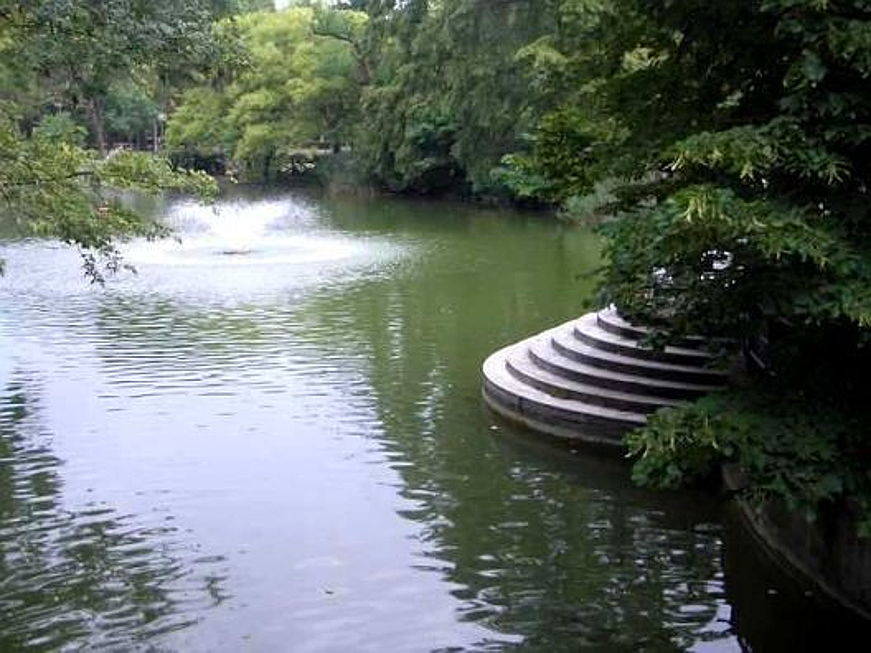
[482,307,729,450]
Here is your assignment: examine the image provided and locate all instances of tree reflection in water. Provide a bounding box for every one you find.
[0,377,227,650]
[290,202,735,650]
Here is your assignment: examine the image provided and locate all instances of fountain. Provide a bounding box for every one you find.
[124,197,365,268]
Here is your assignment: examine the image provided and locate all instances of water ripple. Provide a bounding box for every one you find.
[0,378,228,651]
[0,191,768,650]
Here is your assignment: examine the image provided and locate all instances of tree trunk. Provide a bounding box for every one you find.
[88,97,107,155]
[263,150,274,181]
[356,51,371,86]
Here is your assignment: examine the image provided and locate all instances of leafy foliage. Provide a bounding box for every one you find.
[510,0,871,528]
[0,107,215,281]
[598,185,871,336]
[628,389,871,536]
[167,6,365,180]
[519,0,871,334]
[0,0,234,152]
[354,0,559,195]
[0,1,226,280]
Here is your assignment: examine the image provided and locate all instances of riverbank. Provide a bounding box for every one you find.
[723,464,871,622]
[480,304,871,628]
[170,151,556,211]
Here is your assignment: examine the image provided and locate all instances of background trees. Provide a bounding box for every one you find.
[353,0,559,194]
[170,0,560,193]
[167,6,365,180]
[0,0,228,279]
[0,0,237,152]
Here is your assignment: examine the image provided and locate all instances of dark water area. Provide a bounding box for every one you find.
[1,187,866,650]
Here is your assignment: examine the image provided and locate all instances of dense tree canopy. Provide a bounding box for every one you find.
[0,0,227,279]
[507,0,871,528]
[511,0,871,337]
[0,0,238,151]
[167,6,366,180]
[169,0,561,193]
[354,0,559,194]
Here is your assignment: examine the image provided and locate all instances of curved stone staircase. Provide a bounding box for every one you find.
[482,307,730,449]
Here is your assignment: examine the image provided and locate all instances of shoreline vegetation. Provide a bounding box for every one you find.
[2,0,870,617]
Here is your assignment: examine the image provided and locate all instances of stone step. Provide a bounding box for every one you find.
[551,324,729,385]
[595,307,650,341]
[481,309,734,450]
[575,312,714,366]
[483,343,646,448]
[596,306,731,350]
[596,307,650,340]
[483,390,631,450]
[527,335,719,400]
[505,346,683,414]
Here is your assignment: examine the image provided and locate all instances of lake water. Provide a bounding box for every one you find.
[0,187,862,651]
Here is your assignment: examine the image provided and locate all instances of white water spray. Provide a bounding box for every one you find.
[125,198,363,267]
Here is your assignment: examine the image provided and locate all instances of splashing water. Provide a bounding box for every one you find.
[125,197,364,267]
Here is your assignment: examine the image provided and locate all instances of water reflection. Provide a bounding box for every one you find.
[0,377,227,650]
[290,214,736,649]
[721,506,870,652]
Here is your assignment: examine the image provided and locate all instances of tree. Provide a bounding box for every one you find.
[0,106,215,281]
[507,0,870,334]
[512,0,871,526]
[167,6,366,180]
[355,0,559,195]
[0,1,221,280]
[0,1,232,154]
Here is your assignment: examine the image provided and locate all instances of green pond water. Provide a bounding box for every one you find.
[0,187,864,651]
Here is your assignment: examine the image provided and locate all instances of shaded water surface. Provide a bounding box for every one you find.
[0,188,858,650]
